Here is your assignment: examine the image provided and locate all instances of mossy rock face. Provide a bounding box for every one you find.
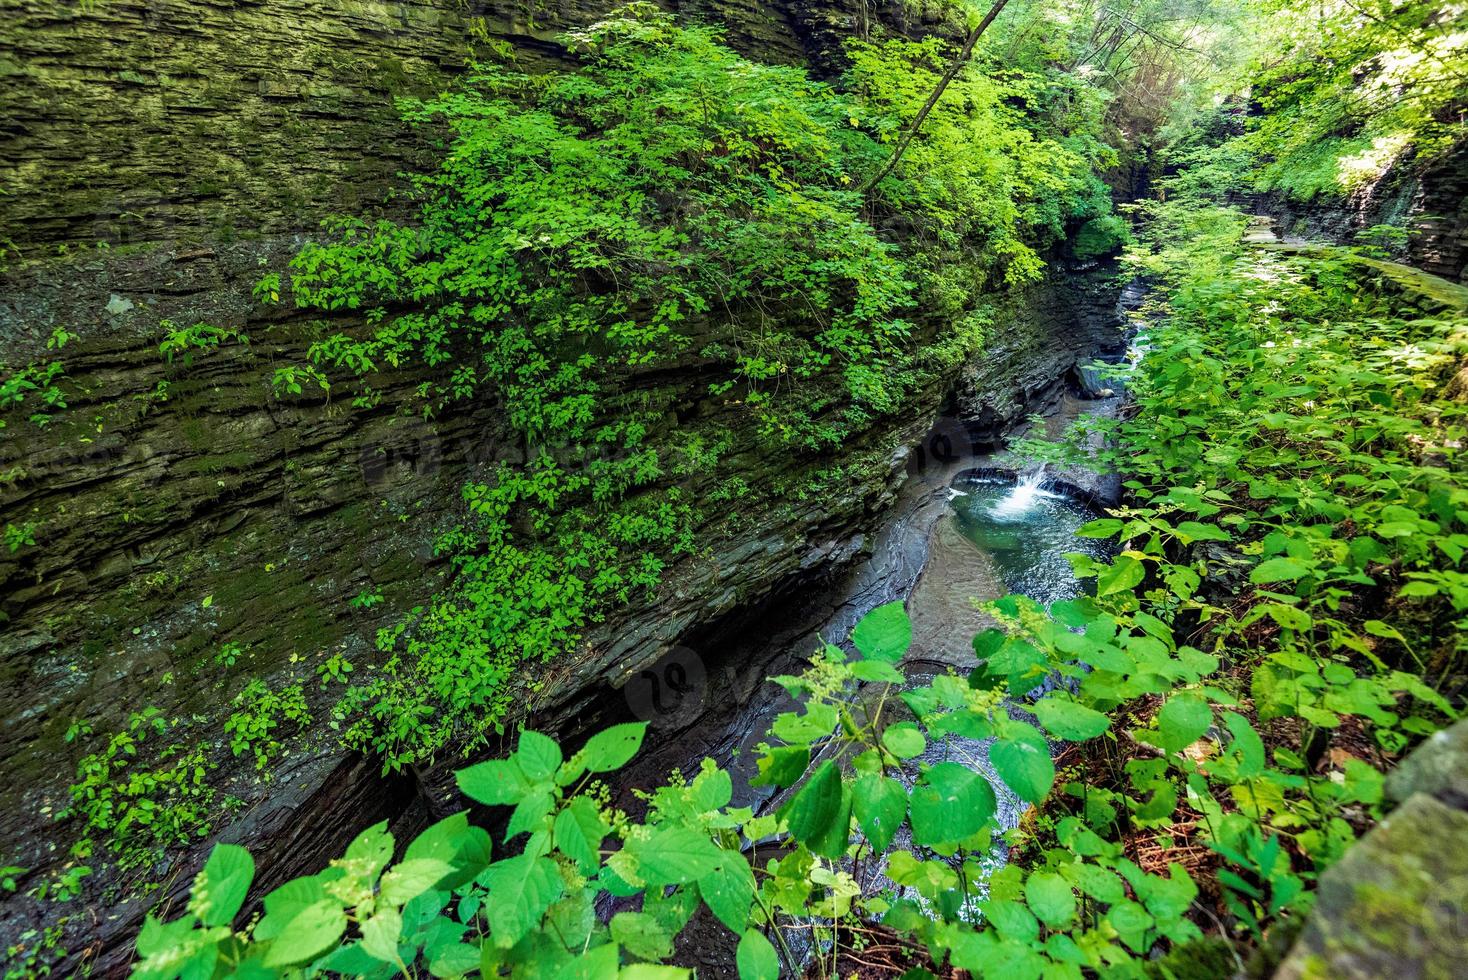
[0,0,840,258]
[1277,793,1468,979]
[1386,718,1468,805]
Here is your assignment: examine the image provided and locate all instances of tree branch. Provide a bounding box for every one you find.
[860,0,1013,196]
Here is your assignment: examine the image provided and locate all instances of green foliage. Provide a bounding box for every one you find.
[4,520,37,552]
[1221,0,1467,200]
[1072,214,1131,260]
[249,7,1120,774]
[158,320,247,366]
[224,679,311,772]
[61,709,215,873]
[0,359,67,429]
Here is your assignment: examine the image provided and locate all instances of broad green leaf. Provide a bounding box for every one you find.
[506,788,555,840]
[1025,871,1076,927]
[189,843,254,928]
[750,744,809,789]
[1250,557,1310,584]
[699,855,755,933]
[771,702,838,745]
[1264,603,1312,631]
[908,762,995,847]
[611,911,673,961]
[455,758,531,806]
[517,730,563,781]
[1154,694,1211,753]
[621,966,692,980]
[850,659,906,684]
[1223,711,1265,777]
[736,929,779,980]
[379,858,454,907]
[559,942,618,979]
[360,907,403,964]
[881,722,926,759]
[481,855,564,948]
[261,899,347,968]
[628,827,726,885]
[991,737,1055,803]
[428,943,480,978]
[554,797,609,873]
[344,821,394,877]
[1097,555,1145,596]
[1174,520,1231,543]
[547,890,596,952]
[1065,862,1125,904]
[853,774,907,853]
[403,812,492,891]
[852,601,911,663]
[982,898,1039,942]
[1076,518,1124,539]
[1033,696,1110,741]
[579,722,648,772]
[780,761,851,859]
[1107,899,1155,952]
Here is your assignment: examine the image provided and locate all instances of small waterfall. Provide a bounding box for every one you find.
[988,465,1052,520]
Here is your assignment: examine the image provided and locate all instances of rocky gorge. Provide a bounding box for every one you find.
[0,0,1132,970]
[4,1,1468,977]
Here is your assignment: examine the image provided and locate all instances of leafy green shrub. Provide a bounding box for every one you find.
[224,680,311,772]
[1072,214,1131,260]
[60,709,215,873]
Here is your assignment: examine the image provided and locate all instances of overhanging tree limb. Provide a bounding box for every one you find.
[860,0,1013,196]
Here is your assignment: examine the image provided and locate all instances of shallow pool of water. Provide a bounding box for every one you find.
[949,474,1113,608]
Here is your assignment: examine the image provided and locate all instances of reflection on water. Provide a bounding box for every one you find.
[950,474,1112,607]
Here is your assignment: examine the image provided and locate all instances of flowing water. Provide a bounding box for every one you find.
[949,470,1113,609]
